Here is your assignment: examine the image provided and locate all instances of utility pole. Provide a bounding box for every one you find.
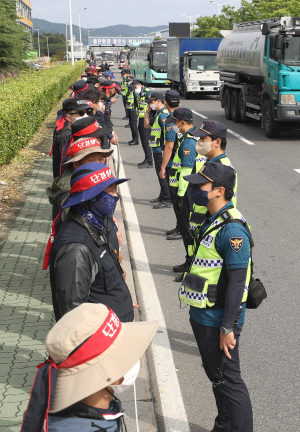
[33,28,43,58]
[66,23,68,61]
[79,7,87,61]
[68,0,74,65]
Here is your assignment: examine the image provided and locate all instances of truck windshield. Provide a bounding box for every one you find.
[189,54,218,71]
[283,36,300,65]
[120,54,126,62]
[152,51,167,67]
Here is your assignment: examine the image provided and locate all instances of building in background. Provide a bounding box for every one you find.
[13,0,33,37]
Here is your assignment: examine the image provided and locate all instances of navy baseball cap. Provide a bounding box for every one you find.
[103,71,116,79]
[62,162,130,209]
[146,92,164,103]
[190,120,227,139]
[121,68,130,74]
[165,107,193,124]
[165,90,180,104]
[184,162,235,188]
[62,98,91,113]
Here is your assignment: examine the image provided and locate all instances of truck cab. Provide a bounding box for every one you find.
[181,51,221,98]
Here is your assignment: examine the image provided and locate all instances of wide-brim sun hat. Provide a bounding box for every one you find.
[62,162,130,209]
[63,137,114,166]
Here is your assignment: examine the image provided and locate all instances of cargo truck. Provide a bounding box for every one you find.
[218,16,300,138]
[167,37,222,99]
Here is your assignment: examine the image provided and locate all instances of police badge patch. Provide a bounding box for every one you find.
[229,237,244,252]
[183,149,191,157]
[166,126,171,132]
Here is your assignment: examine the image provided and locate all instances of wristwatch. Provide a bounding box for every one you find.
[220,327,233,335]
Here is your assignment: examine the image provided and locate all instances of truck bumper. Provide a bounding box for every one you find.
[187,85,219,93]
[277,103,300,121]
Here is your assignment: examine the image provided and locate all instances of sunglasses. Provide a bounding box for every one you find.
[69,109,94,117]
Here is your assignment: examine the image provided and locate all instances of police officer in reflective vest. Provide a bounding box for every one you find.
[165,108,198,273]
[144,92,172,209]
[121,69,130,120]
[159,90,182,239]
[182,162,253,432]
[188,121,238,245]
[130,80,153,168]
[126,77,139,145]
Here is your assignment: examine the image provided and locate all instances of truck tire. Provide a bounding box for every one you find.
[263,99,281,138]
[231,90,241,123]
[239,91,248,122]
[183,84,190,100]
[223,88,232,120]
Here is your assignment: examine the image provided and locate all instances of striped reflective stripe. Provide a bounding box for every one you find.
[180,287,207,301]
[193,258,223,267]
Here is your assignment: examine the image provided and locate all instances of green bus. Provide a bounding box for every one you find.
[129,40,168,85]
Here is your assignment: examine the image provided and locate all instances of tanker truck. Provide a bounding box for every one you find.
[217,16,300,138]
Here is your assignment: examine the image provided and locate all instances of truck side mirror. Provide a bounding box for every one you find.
[274,34,284,50]
[272,48,282,60]
[180,61,184,66]
[180,55,184,62]
[147,53,151,62]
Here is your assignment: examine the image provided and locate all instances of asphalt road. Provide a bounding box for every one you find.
[112,70,300,432]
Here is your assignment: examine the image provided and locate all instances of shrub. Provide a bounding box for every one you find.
[0,61,85,165]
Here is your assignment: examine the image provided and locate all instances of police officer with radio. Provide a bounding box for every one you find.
[144,92,172,209]
[126,77,139,145]
[130,80,153,168]
[120,69,130,120]
[165,108,198,272]
[181,162,253,432]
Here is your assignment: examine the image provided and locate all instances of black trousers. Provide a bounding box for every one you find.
[138,117,152,163]
[190,318,253,432]
[122,97,128,117]
[177,187,193,259]
[152,151,171,202]
[166,168,179,230]
[128,109,138,143]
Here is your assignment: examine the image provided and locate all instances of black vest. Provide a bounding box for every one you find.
[50,213,133,321]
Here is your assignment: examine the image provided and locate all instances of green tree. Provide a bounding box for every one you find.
[0,0,30,70]
[32,32,67,60]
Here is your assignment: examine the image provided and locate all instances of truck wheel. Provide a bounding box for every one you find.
[183,84,190,100]
[231,90,241,123]
[263,99,281,138]
[239,91,248,122]
[223,88,232,120]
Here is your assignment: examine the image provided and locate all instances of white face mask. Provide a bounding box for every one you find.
[97,102,103,111]
[150,103,157,111]
[109,360,140,395]
[196,139,217,155]
[135,87,142,94]
[172,121,182,134]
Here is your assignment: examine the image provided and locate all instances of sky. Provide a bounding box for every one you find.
[30,0,242,29]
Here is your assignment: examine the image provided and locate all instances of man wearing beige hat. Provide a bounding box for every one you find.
[46,137,114,221]
[20,303,159,432]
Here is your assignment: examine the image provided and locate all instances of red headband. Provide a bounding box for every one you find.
[20,308,121,432]
[68,138,101,158]
[70,166,114,194]
[74,84,89,94]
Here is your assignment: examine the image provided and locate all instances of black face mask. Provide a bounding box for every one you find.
[191,185,218,207]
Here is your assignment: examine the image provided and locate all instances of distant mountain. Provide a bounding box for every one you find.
[32,19,167,45]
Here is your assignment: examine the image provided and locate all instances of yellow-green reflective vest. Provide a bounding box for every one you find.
[149,108,168,147]
[168,132,195,188]
[180,207,251,308]
[126,90,135,110]
[121,78,128,97]
[137,88,151,119]
[189,155,238,235]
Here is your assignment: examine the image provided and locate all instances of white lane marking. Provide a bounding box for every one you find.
[293,169,300,173]
[191,110,207,119]
[191,110,256,145]
[116,150,190,432]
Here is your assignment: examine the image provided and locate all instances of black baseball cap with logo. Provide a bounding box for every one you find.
[146,92,164,103]
[184,161,235,188]
[165,107,193,124]
[190,120,227,139]
[165,90,180,104]
[62,98,92,113]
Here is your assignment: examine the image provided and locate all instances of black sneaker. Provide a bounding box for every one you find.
[125,124,130,128]
[153,201,173,209]
[173,259,192,273]
[129,141,139,146]
[122,116,128,120]
[167,232,183,240]
[166,227,178,235]
[150,196,163,203]
[175,273,184,282]
[138,160,153,168]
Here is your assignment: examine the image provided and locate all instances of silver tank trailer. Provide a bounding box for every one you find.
[217,25,266,83]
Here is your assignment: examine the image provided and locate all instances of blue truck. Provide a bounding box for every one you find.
[167,37,222,99]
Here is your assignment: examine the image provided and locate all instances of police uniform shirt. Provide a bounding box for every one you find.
[178,127,198,168]
[189,201,251,328]
[165,114,177,168]
[153,107,168,154]
[134,86,152,101]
